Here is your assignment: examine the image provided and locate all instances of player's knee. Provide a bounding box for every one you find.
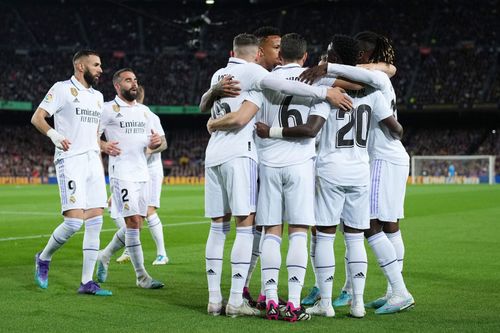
[316,225,336,234]
[125,215,143,229]
[63,217,84,233]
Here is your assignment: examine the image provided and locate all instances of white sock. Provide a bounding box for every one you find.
[261,234,281,305]
[310,233,319,288]
[205,221,230,304]
[315,231,335,307]
[386,230,405,272]
[101,226,126,261]
[345,232,367,306]
[147,213,167,257]
[113,216,126,229]
[368,232,407,296]
[341,237,352,293]
[81,216,102,284]
[39,218,83,261]
[245,227,261,289]
[386,230,405,295]
[286,232,308,308]
[259,230,266,297]
[229,226,254,307]
[126,228,147,279]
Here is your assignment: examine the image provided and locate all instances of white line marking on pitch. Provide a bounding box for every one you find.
[0,220,208,242]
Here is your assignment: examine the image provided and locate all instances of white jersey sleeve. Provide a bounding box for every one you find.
[257,75,327,100]
[326,64,390,91]
[38,82,65,116]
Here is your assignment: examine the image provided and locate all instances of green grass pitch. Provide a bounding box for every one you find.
[0,184,499,332]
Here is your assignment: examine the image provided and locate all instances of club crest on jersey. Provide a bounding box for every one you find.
[70,88,78,97]
[112,104,120,113]
[97,101,102,108]
[44,93,53,103]
[144,111,148,118]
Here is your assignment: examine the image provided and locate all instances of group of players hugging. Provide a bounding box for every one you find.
[202,26,414,322]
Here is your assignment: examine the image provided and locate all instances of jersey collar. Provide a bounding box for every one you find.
[70,75,95,93]
[227,57,247,66]
[114,95,137,107]
[272,63,302,72]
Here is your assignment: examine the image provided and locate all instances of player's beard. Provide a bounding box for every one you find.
[83,69,99,87]
[121,88,137,102]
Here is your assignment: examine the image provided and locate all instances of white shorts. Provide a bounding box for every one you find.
[204,157,258,218]
[148,167,164,208]
[370,160,409,222]
[256,159,315,226]
[108,188,119,219]
[315,176,370,230]
[110,178,149,218]
[55,151,107,214]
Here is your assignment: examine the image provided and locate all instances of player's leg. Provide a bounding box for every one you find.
[333,227,353,308]
[343,185,371,318]
[306,176,343,317]
[301,226,321,306]
[257,164,284,320]
[35,155,85,289]
[146,170,168,265]
[243,224,262,306]
[147,207,168,265]
[282,161,314,322]
[205,166,230,315]
[225,158,259,317]
[97,180,127,282]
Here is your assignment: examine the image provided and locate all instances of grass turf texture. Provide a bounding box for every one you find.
[0,184,499,332]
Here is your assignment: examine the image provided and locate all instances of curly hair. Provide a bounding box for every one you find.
[355,31,395,65]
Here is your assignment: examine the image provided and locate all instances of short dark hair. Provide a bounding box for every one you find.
[280,33,307,61]
[112,68,135,84]
[328,34,359,66]
[72,50,100,64]
[233,33,259,48]
[355,31,395,64]
[253,26,281,44]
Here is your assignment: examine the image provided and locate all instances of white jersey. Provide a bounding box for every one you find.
[366,71,409,165]
[204,57,269,167]
[146,110,165,173]
[316,88,392,186]
[38,76,104,161]
[325,65,409,165]
[246,64,329,167]
[99,96,153,182]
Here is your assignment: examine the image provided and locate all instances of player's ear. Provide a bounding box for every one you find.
[302,52,308,65]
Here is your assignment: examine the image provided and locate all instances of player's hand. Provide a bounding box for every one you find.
[326,87,353,111]
[47,128,71,151]
[299,63,328,84]
[102,141,121,156]
[148,130,162,149]
[213,75,241,98]
[255,122,271,138]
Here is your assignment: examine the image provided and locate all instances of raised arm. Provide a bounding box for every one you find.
[199,76,241,113]
[358,62,397,78]
[260,76,352,111]
[325,63,384,90]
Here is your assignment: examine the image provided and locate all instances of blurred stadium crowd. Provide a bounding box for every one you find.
[0,0,498,178]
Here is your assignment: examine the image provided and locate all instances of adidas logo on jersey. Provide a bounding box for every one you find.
[232,273,243,279]
[325,276,334,282]
[265,279,276,285]
[115,113,123,118]
[73,98,80,103]
[353,272,365,279]
[289,276,300,283]
[207,269,216,276]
